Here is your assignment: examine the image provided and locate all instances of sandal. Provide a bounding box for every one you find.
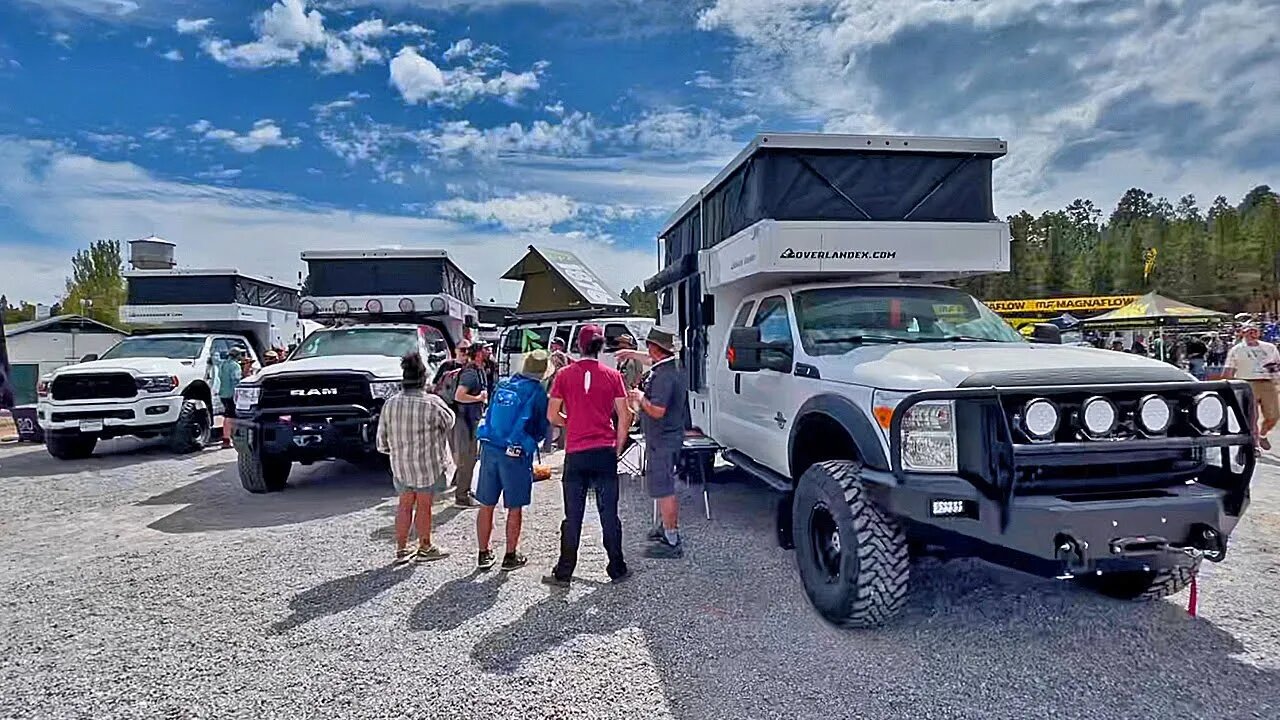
[414,544,450,563]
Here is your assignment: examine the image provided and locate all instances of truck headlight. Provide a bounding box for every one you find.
[873,391,958,473]
[136,375,179,393]
[235,385,261,410]
[370,381,401,400]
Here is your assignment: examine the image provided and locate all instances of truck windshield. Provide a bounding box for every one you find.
[292,328,419,359]
[793,286,1023,355]
[99,337,206,360]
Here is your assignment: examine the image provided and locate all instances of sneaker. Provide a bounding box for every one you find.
[477,550,497,571]
[647,526,665,543]
[540,573,571,588]
[414,544,450,563]
[610,567,632,583]
[454,495,481,508]
[644,539,684,560]
[501,552,528,571]
[1261,437,1272,451]
[393,548,413,566]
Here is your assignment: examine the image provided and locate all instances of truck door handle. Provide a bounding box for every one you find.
[735,374,741,394]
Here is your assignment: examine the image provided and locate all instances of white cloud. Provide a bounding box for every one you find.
[388,47,447,102]
[175,17,214,34]
[311,98,357,116]
[143,127,173,141]
[201,0,328,69]
[190,120,301,153]
[443,38,473,62]
[434,193,579,230]
[317,36,382,73]
[195,165,243,181]
[389,46,542,106]
[346,18,429,41]
[202,37,307,69]
[17,0,139,20]
[0,138,656,305]
[161,49,184,61]
[52,33,73,48]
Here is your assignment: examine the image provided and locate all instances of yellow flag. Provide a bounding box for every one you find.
[1143,248,1158,280]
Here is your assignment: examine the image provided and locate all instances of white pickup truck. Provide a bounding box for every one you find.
[37,333,258,459]
[648,133,1256,627]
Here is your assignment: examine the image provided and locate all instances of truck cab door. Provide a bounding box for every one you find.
[712,299,758,454]
[737,295,796,476]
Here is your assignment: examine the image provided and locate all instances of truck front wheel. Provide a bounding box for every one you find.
[792,460,910,628]
[1078,562,1199,601]
[168,399,211,454]
[46,433,97,460]
[237,447,291,493]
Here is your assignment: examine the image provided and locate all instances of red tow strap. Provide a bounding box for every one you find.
[1187,575,1199,617]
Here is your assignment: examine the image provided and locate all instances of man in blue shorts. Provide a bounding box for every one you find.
[474,351,551,571]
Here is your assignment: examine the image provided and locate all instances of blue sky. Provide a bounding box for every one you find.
[2,0,1278,305]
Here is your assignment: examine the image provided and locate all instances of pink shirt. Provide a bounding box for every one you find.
[550,359,627,454]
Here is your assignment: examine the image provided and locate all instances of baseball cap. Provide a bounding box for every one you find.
[577,324,603,353]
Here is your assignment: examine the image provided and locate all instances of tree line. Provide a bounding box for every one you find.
[3,239,126,326]
[955,185,1280,312]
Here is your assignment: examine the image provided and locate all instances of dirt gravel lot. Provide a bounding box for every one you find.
[1,438,1280,720]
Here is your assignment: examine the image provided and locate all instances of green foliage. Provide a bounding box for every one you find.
[60,239,127,326]
[1,297,37,325]
[621,286,659,319]
[956,185,1280,312]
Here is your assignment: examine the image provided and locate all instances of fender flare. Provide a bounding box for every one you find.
[788,394,889,473]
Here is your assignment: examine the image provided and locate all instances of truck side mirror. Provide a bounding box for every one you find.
[79,353,98,363]
[728,327,764,372]
[1031,323,1062,345]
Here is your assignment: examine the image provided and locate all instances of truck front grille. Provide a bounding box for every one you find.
[50,409,136,422]
[259,374,371,409]
[50,373,137,401]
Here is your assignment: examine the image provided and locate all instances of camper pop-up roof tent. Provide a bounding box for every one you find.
[647,132,1010,295]
[121,269,303,353]
[298,248,478,346]
[500,245,631,321]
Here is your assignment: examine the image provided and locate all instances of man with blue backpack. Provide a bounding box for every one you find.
[474,350,552,571]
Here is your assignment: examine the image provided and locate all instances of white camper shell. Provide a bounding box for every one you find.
[647,132,1256,629]
[38,269,302,461]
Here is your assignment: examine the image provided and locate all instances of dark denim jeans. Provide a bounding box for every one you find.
[552,447,627,581]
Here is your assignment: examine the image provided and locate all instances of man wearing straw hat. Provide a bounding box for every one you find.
[630,326,690,559]
[474,350,552,571]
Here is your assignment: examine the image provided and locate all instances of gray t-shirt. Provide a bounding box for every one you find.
[642,358,689,447]
[457,365,486,430]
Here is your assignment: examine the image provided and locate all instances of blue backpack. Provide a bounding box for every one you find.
[477,376,540,456]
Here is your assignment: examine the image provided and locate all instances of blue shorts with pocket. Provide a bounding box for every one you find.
[645,446,680,499]
[476,443,534,508]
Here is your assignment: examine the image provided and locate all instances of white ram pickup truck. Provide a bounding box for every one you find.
[37,333,258,459]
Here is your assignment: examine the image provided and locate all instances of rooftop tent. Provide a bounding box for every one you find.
[302,250,476,308]
[647,133,1008,292]
[1079,292,1228,327]
[501,246,630,316]
[126,271,299,311]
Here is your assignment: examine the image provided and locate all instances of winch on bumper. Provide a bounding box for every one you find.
[234,404,380,461]
[862,380,1255,577]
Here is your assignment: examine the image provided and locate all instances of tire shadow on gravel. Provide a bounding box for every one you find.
[138,463,394,533]
[270,563,418,635]
[0,437,180,479]
[408,571,510,633]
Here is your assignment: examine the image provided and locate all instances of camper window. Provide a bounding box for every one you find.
[792,286,1023,356]
[293,327,419,359]
[101,336,207,361]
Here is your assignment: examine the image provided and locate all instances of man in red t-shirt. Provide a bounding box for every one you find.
[542,324,633,585]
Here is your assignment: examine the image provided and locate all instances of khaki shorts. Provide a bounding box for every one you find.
[1248,380,1279,426]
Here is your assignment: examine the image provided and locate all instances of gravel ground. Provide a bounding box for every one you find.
[2,437,1280,720]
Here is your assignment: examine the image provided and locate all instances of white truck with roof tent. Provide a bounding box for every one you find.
[647,132,1257,627]
[231,249,478,493]
[37,261,301,460]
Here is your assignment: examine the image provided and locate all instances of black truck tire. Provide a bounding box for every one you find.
[168,399,211,454]
[47,433,97,460]
[1078,561,1200,601]
[792,460,910,628]
[238,447,291,494]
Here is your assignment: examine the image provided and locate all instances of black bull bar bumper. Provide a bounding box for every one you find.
[865,380,1255,573]
[235,404,380,458]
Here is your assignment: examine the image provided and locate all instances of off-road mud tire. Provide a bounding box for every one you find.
[792,460,910,628]
[1078,561,1200,601]
[168,399,211,454]
[46,433,97,460]
[237,446,291,494]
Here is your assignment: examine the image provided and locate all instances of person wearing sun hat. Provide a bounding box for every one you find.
[630,326,690,558]
[473,350,552,571]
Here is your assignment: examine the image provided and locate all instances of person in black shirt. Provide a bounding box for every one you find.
[452,344,488,508]
[432,339,471,389]
[1184,336,1208,379]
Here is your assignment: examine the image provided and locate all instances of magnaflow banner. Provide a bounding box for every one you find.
[0,310,14,410]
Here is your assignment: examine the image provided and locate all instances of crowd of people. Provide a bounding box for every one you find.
[376,324,690,584]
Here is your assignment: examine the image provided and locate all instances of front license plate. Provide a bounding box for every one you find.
[79,420,104,433]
